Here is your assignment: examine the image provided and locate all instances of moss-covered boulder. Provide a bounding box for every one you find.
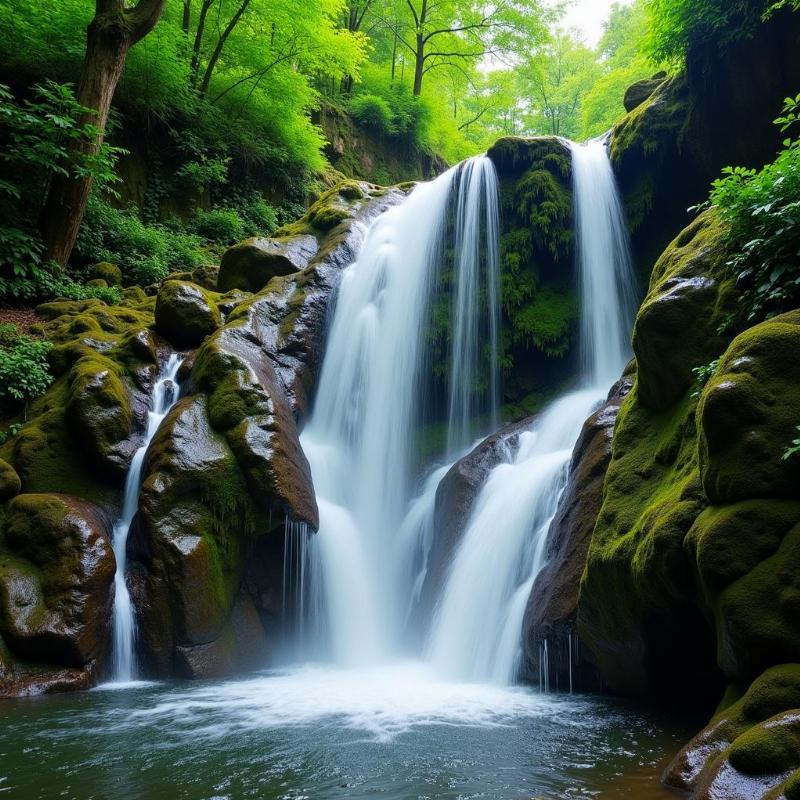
[665,665,800,797]
[0,494,115,682]
[0,459,21,502]
[623,72,667,113]
[192,264,220,291]
[699,312,800,504]
[66,354,135,474]
[192,319,318,530]
[218,234,318,293]
[154,280,221,347]
[577,215,734,700]
[633,211,736,410]
[133,395,263,677]
[90,262,122,286]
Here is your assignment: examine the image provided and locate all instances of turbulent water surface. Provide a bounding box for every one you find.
[0,666,686,799]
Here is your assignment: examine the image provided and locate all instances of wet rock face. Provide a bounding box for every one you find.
[417,417,535,615]
[218,234,319,293]
[154,280,221,347]
[521,374,633,691]
[665,665,800,799]
[0,494,115,695]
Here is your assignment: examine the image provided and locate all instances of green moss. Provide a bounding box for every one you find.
[90,262,122,287]
[728,712,800,776]
[513,286,577,357]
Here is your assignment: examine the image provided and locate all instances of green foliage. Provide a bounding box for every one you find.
[192,208,246,246]
[0,81,124,300]
[784,426,800,461]
[692,358,721,396]
[700,95,800,323]
[644,0,773,65]
[75,198,205,286]
[349,94,394,134]
[0,423,22,445]
[0,333,52,410]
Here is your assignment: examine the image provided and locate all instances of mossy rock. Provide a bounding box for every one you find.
[687,501,800,682]
[633,211,736,411]
[90,262,122,286]
[623,72,668,113]
[698,310,800,504]
[85,278,108,289]
[0,459,21,502]
[66,354,134,474]
[665,665,800,793]
[154,280,221,348]
[218,235,318,294]
[0,493,115,668]
[192,264,220,291]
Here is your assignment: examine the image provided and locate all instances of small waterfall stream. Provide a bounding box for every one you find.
[109,354,183,684]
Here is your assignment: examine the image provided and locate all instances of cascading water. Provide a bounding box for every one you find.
[109,354,183,683]
[426,138,637,684]
[297,156,500,664]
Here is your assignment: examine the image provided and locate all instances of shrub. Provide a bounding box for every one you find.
[699,94,800,324]
[349,94,394,135]
[0,333,52,414]
[234,194,279,237]
[192,207,245,245]
[75,198,205,286]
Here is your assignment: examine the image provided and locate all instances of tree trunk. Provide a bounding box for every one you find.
[39,1,166,267]
[413,34,424,95]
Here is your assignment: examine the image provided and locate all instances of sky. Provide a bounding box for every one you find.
[561,0,635,47]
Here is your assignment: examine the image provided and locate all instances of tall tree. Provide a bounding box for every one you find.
[39,0,166,267]
[383,0,548,96]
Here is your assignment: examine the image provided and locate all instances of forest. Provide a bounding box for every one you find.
[1,0,800,799]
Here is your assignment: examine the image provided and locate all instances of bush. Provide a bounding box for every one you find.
[75,198,205,286]
[234,194,279,237]
[349,94,394,134]
[0,333,52,413]
[192,207,245,245]
[700,94,800,324]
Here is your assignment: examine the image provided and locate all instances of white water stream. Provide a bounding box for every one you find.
[290,139,635,690]
[109,354,183,684]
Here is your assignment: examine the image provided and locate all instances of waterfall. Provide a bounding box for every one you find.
[297,156,501,664]
[572,138,638,387]
[110,354,183,683]
[446,157,501,455]
[426,138,636,683]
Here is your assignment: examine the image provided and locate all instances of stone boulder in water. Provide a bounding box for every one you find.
[521,371,633,692]
[417,417,535,616]
[0,493,115,695]
[664,665,800,798]
[154,280,221,347]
